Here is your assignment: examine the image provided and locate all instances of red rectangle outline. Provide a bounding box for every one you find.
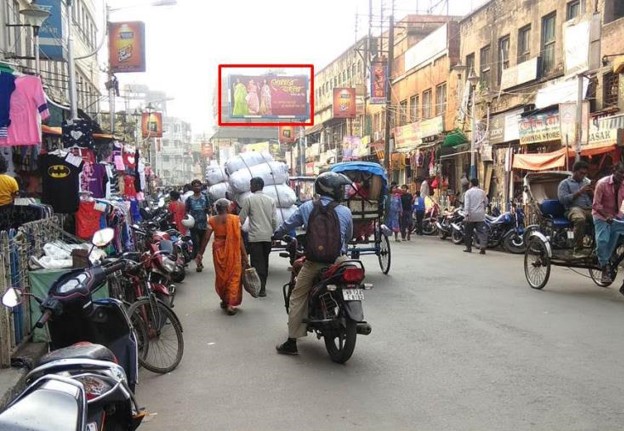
[218,64,314,127]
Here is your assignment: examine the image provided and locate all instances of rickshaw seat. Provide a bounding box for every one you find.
[540,199,571,228]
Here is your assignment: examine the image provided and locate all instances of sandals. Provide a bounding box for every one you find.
[226,307,238,316]
[196,262,204,272]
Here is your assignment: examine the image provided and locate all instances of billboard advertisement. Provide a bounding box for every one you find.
[333,88,356,119]
[370,60,387,104]
[229,75,308,119]
[141,112,162,138]
[108,21,146,73]
[37,0,64,60]
[279,125,297,143]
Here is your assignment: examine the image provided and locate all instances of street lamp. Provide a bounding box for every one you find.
[467,70,480,180]
[19,4,50,76]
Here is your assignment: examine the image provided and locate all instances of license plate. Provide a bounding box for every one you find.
[567,230,575,240]
[342,289,364,301]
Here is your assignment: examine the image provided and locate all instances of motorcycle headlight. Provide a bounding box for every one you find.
[163,257,177,273]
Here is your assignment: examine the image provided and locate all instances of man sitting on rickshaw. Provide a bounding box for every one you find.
[557,161,593,257]
[592,163,624,285]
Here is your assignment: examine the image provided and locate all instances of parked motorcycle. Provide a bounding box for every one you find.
[483,205,526,254]
[0,228,144,430]
[450,210,467,245]
[436,208,464,240]
[279,236,372,364]
[419,200,440,236]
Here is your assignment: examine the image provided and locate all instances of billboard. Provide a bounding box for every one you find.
[141,112,162,138]
[229,75,308,119]
[333,88,356,119]
[108,21,146,73]
[370,60,387,104]
[37,0,64,60]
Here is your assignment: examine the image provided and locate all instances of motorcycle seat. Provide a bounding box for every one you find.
[159,240,174,253]
[38,343,116,366]
[485,213,510,224]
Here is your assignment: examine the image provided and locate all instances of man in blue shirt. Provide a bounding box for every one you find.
[558,160,593,256]
[186,179,210,271]
[412,191,426,235]
[273,172,353,355]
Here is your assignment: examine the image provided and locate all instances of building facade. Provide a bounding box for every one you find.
[155,117,193,186]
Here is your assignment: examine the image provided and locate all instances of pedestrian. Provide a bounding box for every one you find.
[273,172,352,355]
[592,162,624,286]
[186,179,210,272]
[196,198,249,315]
[239,177,278,297]
[463,178,488,255]
[412,191,426,235]
[386,185,402,242]
[420,178,430,199]
[0,155,18,206]
[399,184,413,240]
[167,190,187,235]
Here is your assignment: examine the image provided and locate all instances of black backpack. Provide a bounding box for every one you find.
[305,200,342,264]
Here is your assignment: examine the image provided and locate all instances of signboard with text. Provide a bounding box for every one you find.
[229,75,308,119]
[108,21,146,73]
[519,110,560,145]
[370,60,387,104]
[333,88,356,118]
[141,112,162,138]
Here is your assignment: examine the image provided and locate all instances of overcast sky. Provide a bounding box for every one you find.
[107,0,489,135]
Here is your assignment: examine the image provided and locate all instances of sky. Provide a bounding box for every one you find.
[107,0,489,135]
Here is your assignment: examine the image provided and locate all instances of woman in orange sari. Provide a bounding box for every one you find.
[196,198,249,315]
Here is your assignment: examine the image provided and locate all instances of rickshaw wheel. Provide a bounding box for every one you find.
[378,233,391,274]
[588,249,618,287]
[524,237,550,290]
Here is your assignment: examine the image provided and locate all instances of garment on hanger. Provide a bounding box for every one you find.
[6,75,49,146]
[76,200,103,239]
[62,118,94,149]
[39,150,84,213]
[87,163,107,198]
[0,71,16,140]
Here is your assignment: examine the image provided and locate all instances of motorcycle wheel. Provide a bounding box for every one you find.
[171,268,185,283]
[503,232,526,254]
[451,229,464,245]
[324,317,357,364]
[422,219,438,236]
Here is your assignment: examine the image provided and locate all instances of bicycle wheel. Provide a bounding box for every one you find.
[127,298,184,374]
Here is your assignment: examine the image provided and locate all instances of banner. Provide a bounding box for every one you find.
[108,21,146,73]
[141,112,162,138]
[519,110,560,145]
[279,126,296,144]
[333,88,356,119]
[229,75,308,119]
[37,0,64,60]
[370,61,387,104]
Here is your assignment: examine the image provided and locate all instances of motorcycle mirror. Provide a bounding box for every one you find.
[2,288,22,308]
[92,228,115,248]
[158,198,166,208]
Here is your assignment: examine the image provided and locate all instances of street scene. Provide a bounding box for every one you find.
[1,0,624,429]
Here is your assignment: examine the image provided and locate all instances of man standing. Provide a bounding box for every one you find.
[557,160,593,256]
[399,184,413,240]
[273,172,353,355]
[592,163,624,285]
[186,179,210,272]
[463,178,488,255]
[239,177,278,297]
[412,191,426,236]
[420,178,430,199]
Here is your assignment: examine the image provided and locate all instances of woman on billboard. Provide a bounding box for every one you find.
[259,79,272,115]
[233,78,249,116]
[246,79,260,114]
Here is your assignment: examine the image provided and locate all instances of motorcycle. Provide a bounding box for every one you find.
[436,208,464,240]
[483,205,526,254]
[0,228,144,430]
[279,236,372,364]
[418,200,440,236]
[450,210,467,245]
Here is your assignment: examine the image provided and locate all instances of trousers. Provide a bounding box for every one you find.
[190,228,206,259]
[248,241,272,292]
[288,256,346,338]
[594,218,624,267]
[566,207,592,249]
[400,210,413,239]
[465,221,487,251]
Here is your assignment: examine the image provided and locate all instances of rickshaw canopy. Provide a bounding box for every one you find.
[330,161,388,195]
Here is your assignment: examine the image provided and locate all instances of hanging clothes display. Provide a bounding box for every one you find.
[75,199,103,239]
[5,75,49,146]
[62,118,94,149]
[0,71,16,139]
[39,150,84,213]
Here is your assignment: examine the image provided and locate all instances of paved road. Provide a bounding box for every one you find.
[137,237,624,431]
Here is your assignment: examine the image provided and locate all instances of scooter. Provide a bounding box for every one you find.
[279,236,372,364]
[0,228,144,430]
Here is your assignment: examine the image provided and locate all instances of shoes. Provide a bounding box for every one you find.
[196,262,203,273]
[258,289,266,297]
[276,339,298,355]
[226,307,238,315]
[601,265,613,284]
[463,249,472,253]
[479,249,486,255]
[407,235,411,241]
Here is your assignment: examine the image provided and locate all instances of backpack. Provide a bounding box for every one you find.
[305,201,342,264]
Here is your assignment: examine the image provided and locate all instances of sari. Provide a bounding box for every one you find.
[209,214,243,306]
[386,192,402,233]
[233,83,249,116]
[259,83,272,115]
[246,82,260,114]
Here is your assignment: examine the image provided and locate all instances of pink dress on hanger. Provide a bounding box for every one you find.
[6,76,49,146]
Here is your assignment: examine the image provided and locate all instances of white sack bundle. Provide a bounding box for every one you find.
[225,151,274,174]
[229,161,289,193]
[208,182,228,200]
[205,165,228,186]
[275,205,298,226]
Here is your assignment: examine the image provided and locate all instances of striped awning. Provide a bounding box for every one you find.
[598,113,624,130]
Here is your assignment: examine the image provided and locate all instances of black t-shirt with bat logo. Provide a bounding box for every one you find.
[39,152,84,214]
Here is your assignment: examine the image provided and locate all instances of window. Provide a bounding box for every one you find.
[604,72,619,107]
[422,89,432,119]
[517,25,531,63]
[410,95,419,122]
[541,12,556,74]
[498,36,510,85]
[567,0,580,20]
[480,45,491,87]
[466,53,475,76]
[399,100,408,125]
[435,83,447,116]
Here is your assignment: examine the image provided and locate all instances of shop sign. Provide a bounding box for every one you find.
[37,0,64,60]
[279,126,296,144]
[109,21,146,73]
[420,116,444,139]
[394,122,421,149]
[504,109,524,142]
[342,136,361,160]
[141,112,162,138]
[501,57,539,90]
[587,128,622,147]
[422,135,438,143]
[489,114,505,144]
[333,88,356,119]
[519,110,560,145]
[370,61,387,105]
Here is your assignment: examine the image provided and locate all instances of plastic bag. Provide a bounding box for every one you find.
[275,205,298,226]
[225,151,274,174]
[228,162,289,193]
[264,184,297,208]
[208,182,229,200]
[205,165,228,186]
[242,267,261,298]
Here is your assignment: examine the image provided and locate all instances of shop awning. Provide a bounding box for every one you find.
[442,129,468,148]
[512,148,567,171]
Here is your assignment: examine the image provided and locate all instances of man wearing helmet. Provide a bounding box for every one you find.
[273,172,353,355]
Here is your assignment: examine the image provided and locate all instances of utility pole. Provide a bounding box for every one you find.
[383,9,394,173]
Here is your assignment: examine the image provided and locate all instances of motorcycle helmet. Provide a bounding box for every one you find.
[314,172,352,201]
[181,214,195,228]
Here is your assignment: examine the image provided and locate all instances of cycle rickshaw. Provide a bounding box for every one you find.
[329,161,391,274]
